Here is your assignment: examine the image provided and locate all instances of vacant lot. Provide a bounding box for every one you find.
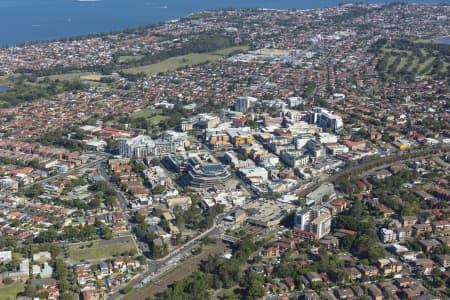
[0,282,24,300]
[123,45,249,75]
[66,236,137,262]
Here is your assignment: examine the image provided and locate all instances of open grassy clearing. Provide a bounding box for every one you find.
[36,72,103,82]
[123,45,249,75]
[118,55,145,63]
[385,55,396,69]
[0,75,9,86]
[418,57,435,74]
[0,282,24,300]
[149,115,170,125]
[130,108,163,119]
[396,56,409,71]
[79,74,102,81]
[414,38,435,44]
[441,61,450,73]
[406,56,419,72]
[209,45,249,56]
[66,237,137,262]
[129,109,169,125]
[378,43,448,78]
[122,53,222,75]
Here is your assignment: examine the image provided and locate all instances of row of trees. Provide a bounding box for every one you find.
[158,238,263,300]
[34,223,100,244]
[332,201,386,264]
[37,126,88,152]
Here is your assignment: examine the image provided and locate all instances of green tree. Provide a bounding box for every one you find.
[242,272,265,300]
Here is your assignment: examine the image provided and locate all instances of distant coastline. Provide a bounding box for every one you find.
[0,0,444,45]
[436,37,450,45]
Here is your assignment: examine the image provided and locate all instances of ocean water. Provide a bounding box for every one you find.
[436,37,450,44]
[0,0,445,45]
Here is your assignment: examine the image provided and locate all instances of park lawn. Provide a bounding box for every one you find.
[123,45,249,75]
[0,75,9,86]
[36,72,97,82]
[149,115,170,125]
[414,38,435,44]
[406,56,419,72]
[418,57,435,74]
[130,108,163,119]
[385,55,397,70]
[118,55,145,63]
[419,48,428,56]
[123,53,222,75]
[67,238,137,261]
[0,281,25,300]
[79,74,102,81]
[441,61,450,72]
[396,56,409,72]
[210,45,249,56]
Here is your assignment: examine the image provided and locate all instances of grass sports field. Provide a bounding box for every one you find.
[123,45,249,75]
[79,74,102,81]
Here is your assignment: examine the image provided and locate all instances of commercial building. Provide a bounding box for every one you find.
[305,183,335,206]
[225,128,255,147]
[307,107,343,132]
[318,132,338,144]
[287,97,304,108]
[294,136,313,150]
[294,207,331,240]
[162,154,188,173]
[246,201,294,228]
[380,228,396,243]
[180,114,220,131]
[305,139,326,159]
[280,150,309,168]
[238,166,269,185]
[119,135,178,158]
[234,96,257,113]
[166,197,192,210]
[180,157,233,190]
